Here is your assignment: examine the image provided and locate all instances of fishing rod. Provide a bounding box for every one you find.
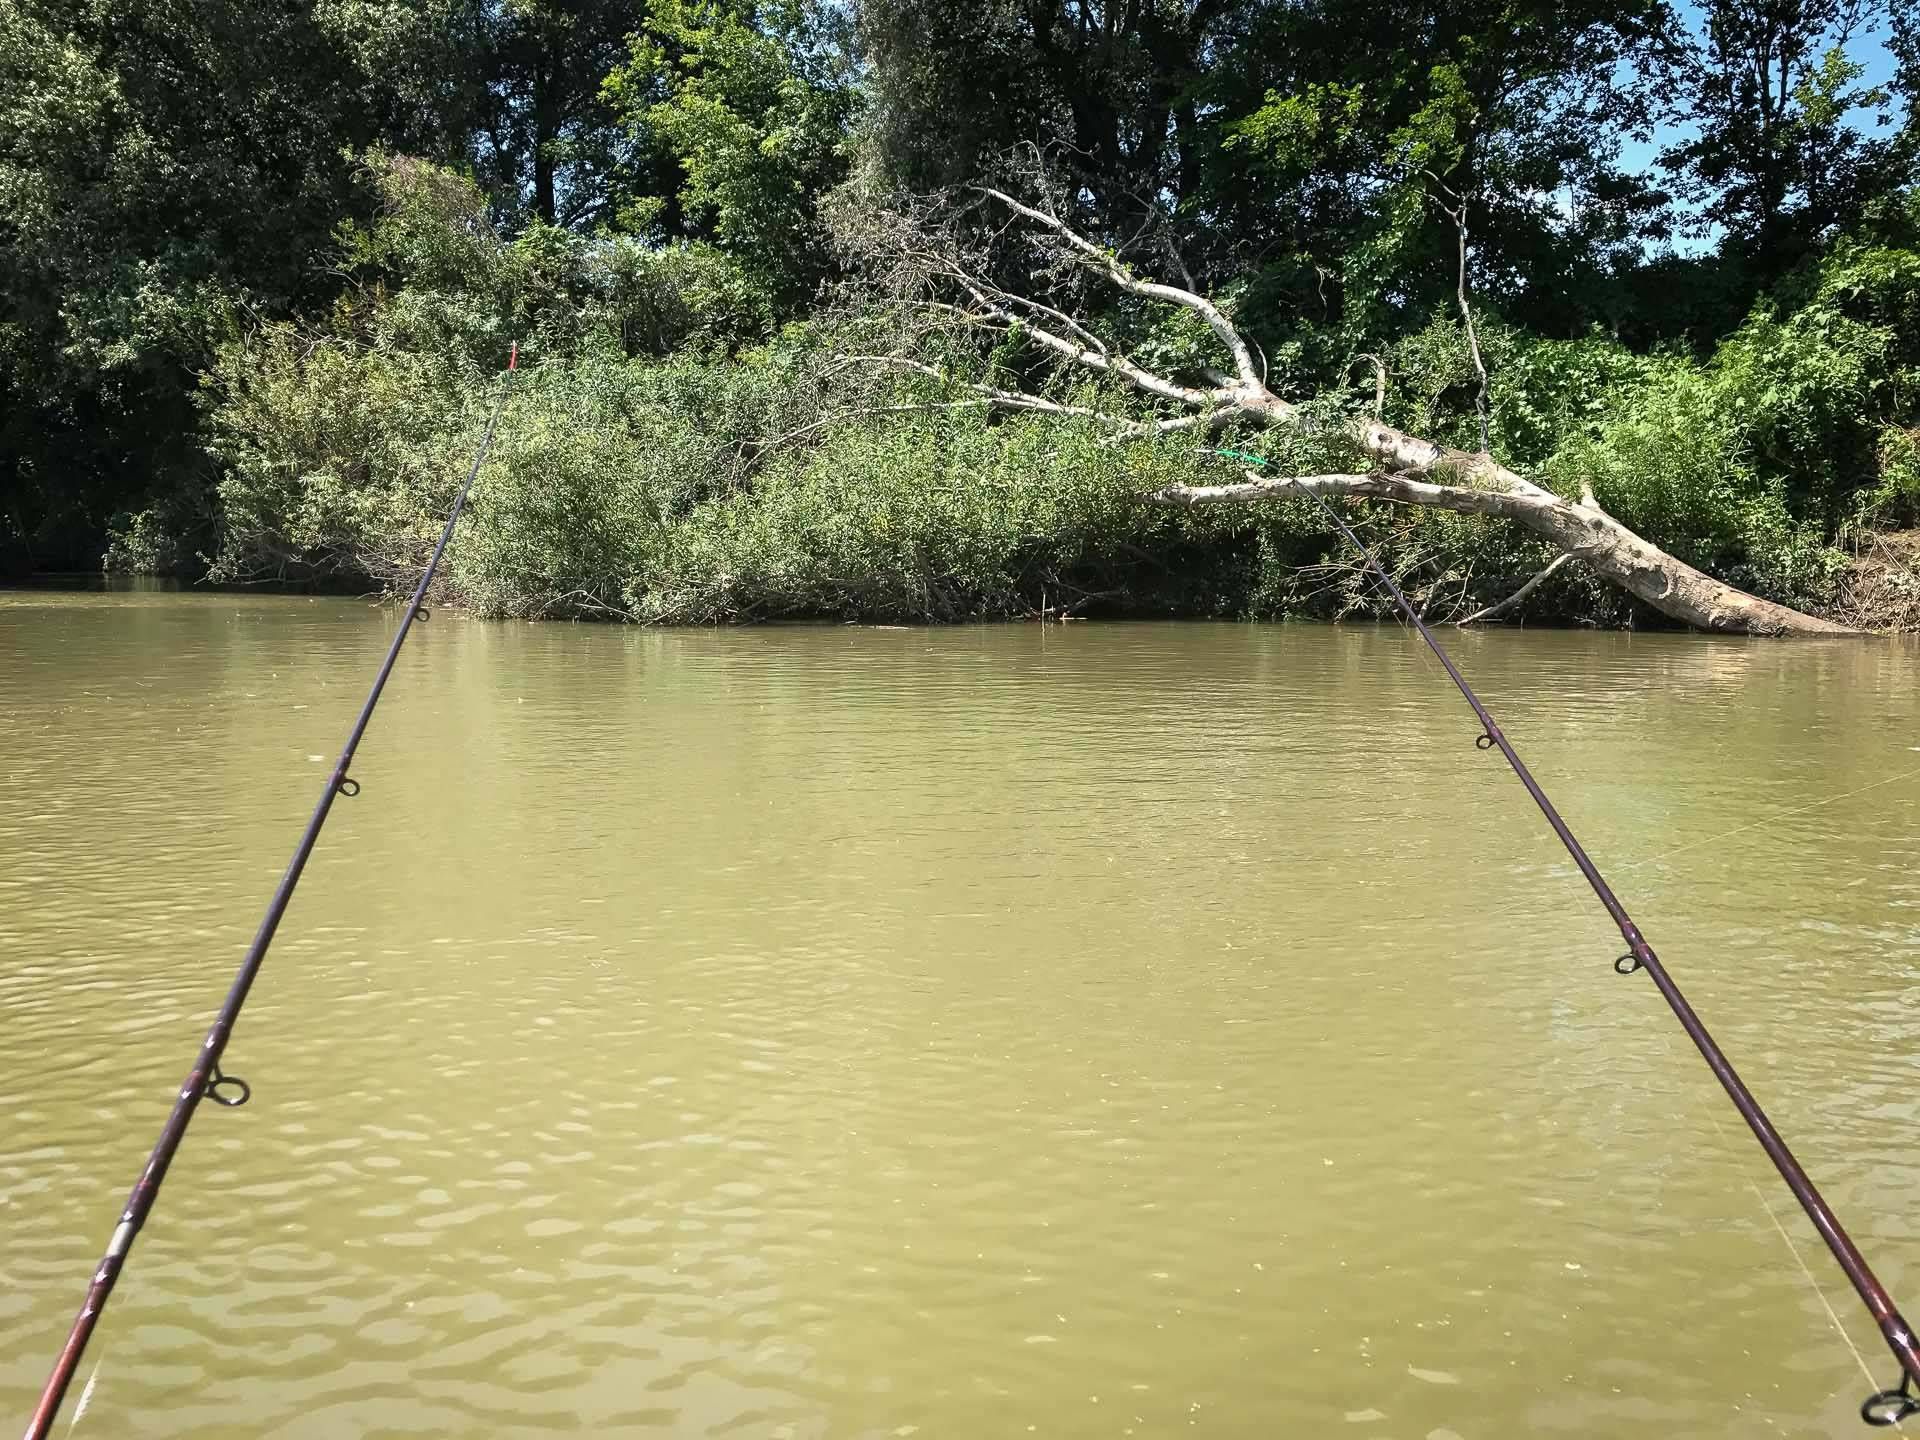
[1214,448,1919,1426]
[20,345,519,1440]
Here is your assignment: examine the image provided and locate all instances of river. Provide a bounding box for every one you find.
[2,588,1917,1438]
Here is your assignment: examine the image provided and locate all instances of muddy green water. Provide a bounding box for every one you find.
[1,591,1917,1439]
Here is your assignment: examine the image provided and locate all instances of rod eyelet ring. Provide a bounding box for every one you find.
[1614,953,1643,975]
[1862,1382,1919,1426]
[336,776,360,798]
[414,606,431,623]
[206,1067,251,1108]
[1474,733,1496,751]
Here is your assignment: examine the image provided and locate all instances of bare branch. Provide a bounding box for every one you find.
[938,277,1234,409]
[1154,471,1549,521]
[989,289,1111,357]
[1456,551,1582,626]
[842,355,1141,428]
[1428,185,1490,452]
[974,185,1265,389]
[844,355,1235,440]
[1350,353,1387,416]
[925,270,1111,356]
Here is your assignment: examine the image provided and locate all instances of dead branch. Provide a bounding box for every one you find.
[842,183,1854,635]
[1425,176,1489,452]
[1456,551,1581,626]
[970,186,1265,389]
[1155,470,1544,521]
[1350,353,1387,417]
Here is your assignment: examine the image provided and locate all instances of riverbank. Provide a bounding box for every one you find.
[9,151,1909,636]
[96,169,1920,635]
[70,511,1920,633]
[28,523,1920,631]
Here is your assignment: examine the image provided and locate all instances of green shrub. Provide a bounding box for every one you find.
[196,156,1920,630]
[632,414,1176,622]
[102,508,186,574]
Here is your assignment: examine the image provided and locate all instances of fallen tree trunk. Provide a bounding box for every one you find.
[853,184,1855,636]
[1155,462,1855,637]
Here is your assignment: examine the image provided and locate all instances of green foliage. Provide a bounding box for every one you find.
[337,150,775,361]
[102,507,190,575]
[1224,83,1369,176]
[0,0,394,565]
[7,0,1920,632]
[1869,427,1920,527]
[195,171,1303,625]
[205,307,1256,623]
[605,0,856,306]
[1663,4,1916,283]
[634,414,1189,622]
[1348,208,1920,617]
[204,162,787,596]
[1528,311,1885,608]
[181,146,1920,630]
[1489,336,1663,469]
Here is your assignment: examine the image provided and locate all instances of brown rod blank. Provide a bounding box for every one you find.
[1277,471,1919,1427]
[21,346,519,1440]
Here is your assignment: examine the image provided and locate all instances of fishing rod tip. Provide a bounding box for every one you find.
[508,343,518,371]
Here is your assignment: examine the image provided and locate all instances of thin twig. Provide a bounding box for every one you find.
[1350,353,1387,416]
[1457,551,1580,625]
[1425,176,1490,452]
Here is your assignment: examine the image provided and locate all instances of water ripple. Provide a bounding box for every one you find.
[1,602,1916,1436]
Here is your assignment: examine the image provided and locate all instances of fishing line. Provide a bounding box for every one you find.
[21,346,520,1440]
[1657,1020,1900,1427]
[1753,1176,1890,1411]
[1214,448,1920,1427]
[1621,764,1920,873]
[1642,761,1917,1426]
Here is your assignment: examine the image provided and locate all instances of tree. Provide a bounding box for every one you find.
[477,0,649,228]
[840,182,1850,633]
[1663,0,1917,282]
[858,0,1227,218]
[1191,0,1682,342]
[312,0,493,165]
[314,0,656,229]
[604,0,858,308]
[0,0,402,569]
[857,0,1681,342]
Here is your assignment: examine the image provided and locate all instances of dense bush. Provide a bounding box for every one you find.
[181,150,1920,629]
[207,325,1273,623]
[1353,210,1920,622]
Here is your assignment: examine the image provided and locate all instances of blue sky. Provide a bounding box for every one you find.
[1616,0,1904,176]
[1607,2,1904,250]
